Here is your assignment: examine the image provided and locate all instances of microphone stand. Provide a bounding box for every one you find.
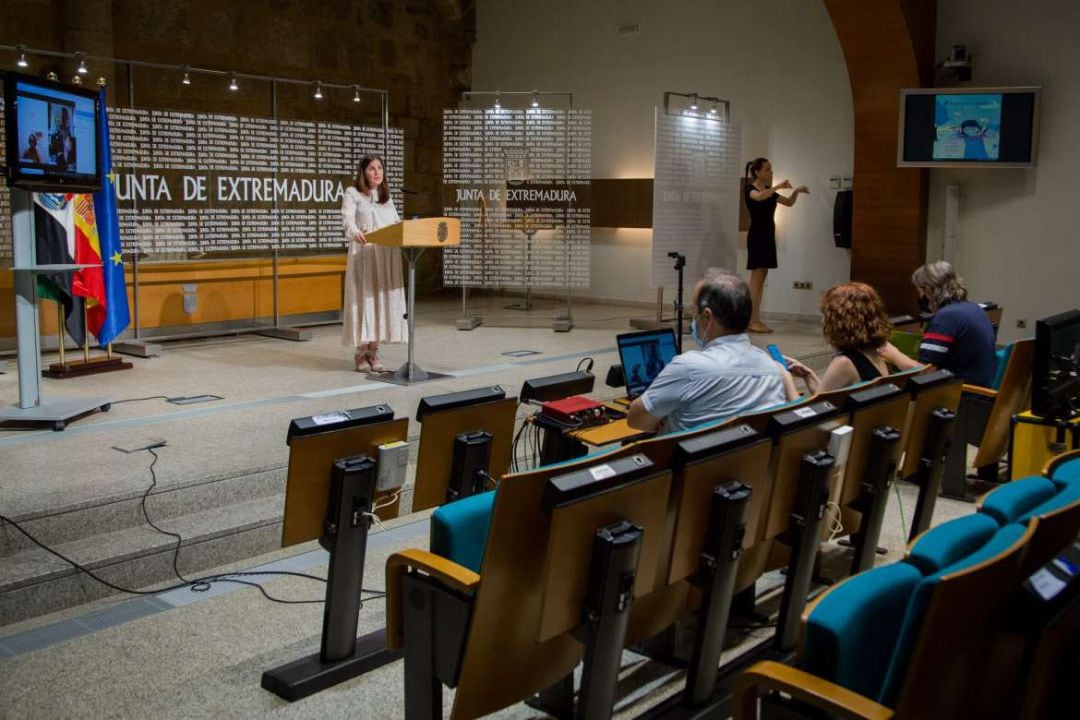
[668,252,686,353]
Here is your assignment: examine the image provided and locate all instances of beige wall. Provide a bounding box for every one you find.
[928,0,1079,343]
[472,0,854,315]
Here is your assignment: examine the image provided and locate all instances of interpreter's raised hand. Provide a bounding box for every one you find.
[354,230,367,244]
[775,179,793,190]
[795,185,809,194]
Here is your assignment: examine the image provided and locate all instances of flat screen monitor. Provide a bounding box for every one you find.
[898,87,1040,168]
[616,329,678,398]
[3,71,102,192]
[1033,310,1080,420]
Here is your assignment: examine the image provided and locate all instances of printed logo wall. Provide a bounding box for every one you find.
[651,110,741,288]
[441,108,591,289]
[0,104,403,263]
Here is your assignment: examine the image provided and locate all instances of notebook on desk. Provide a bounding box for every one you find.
[616,329,678,400]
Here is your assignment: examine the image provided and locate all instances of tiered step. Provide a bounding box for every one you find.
[0,467,286,626]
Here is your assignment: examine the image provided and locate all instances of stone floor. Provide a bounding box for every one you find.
[0,298,977,718]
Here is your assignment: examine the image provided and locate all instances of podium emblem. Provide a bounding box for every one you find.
[437,221,449,243]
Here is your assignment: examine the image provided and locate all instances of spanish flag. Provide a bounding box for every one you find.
[71,193,107,336]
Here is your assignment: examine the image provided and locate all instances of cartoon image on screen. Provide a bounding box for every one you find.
[616,330,679,397]
[933,93,1002,161]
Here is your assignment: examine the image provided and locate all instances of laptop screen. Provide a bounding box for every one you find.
[617,329,679,397]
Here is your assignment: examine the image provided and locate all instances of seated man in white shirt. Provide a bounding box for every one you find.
[628,271,798,434]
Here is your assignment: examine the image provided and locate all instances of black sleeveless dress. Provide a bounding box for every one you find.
[744,182,778,269]
[841,350,883,382]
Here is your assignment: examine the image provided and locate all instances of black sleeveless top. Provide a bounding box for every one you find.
[841,350,883,382]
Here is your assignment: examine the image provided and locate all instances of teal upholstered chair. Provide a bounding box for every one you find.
[977,475,1059,525]
[736,516,1035,718]
[430,490,496,573]
[1047,450,1080,489]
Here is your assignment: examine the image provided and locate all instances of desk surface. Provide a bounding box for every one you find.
[567,402,651,446]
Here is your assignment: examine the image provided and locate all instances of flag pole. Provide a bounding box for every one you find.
[57,302,66,367]
[82,305,90,364]
[107,342,113,360]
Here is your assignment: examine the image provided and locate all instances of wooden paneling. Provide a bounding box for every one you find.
[824,0,936,314]
[0,255,347,340]
[590,178,653,228]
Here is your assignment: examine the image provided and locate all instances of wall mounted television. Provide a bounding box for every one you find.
[898,87,1040,168]
[3,71,102,193]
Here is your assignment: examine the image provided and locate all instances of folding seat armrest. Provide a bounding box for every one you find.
[385,548,480,650]
[734,661,894,720]
[962,384,997,399]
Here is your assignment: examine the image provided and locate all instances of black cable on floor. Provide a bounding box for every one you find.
[141,447,192,585]
[110,395,171,404]
[0,512,387,606]
[0,446,389,606]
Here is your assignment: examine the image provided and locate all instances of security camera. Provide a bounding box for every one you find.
[944,45,970,68]
[937,45,972,82]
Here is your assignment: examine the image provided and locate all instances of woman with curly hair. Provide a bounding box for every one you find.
[786,282,913,394]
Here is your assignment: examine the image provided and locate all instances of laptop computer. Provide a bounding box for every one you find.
[616,329,679,400]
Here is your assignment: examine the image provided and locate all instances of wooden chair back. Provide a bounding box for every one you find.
[448,447,651,719]
[972,338,1035,468]
[412,396,517,512]
[280,416,408,546]
[898,371,963,482]
[536,456,672,641]
[735,401,846,589]
[896,523,1034,719]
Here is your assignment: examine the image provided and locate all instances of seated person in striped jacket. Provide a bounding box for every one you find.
[886,261,997,387]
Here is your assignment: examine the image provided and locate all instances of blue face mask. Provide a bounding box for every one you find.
[690,316,706,348]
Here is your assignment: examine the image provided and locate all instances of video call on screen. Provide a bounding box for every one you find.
[15,82,97,177]
[622,333,678,393]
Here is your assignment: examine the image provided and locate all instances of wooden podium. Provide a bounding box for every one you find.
[366,217,461,385]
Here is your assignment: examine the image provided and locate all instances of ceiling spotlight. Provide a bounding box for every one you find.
[494,92,501,109]
[76,53,88,75]
[353,85,361,103]
[690,94,698,111]
[97,77,108,88]
[181,66,191,85]
[531,91,539,108]
[708,102,718,116]
[71,74,82,85]
[313,81,323,100]
[229,72,239,91]
[46,71,58,81]
[16,46,28,68]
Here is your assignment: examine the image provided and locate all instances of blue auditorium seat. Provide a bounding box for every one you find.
[905,513,1000,575]
[430,490,496,573]
[1050,456,1080,489]
[1019,478,1080,524]
[879,522,1028,706]
[978,475,1059,525]
[989,345,1012,391]
[801,563,923,699]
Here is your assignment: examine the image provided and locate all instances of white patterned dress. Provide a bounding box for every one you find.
[340,186,407,346]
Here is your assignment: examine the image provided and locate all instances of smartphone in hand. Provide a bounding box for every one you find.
[766,343,790,369]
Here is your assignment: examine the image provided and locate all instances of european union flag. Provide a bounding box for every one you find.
[91,89,130,347]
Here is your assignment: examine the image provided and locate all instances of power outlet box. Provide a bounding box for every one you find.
[793,281,813,290]
[1017,319,1028,329]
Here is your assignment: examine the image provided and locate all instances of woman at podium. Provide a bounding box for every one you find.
[341,154,407,372]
